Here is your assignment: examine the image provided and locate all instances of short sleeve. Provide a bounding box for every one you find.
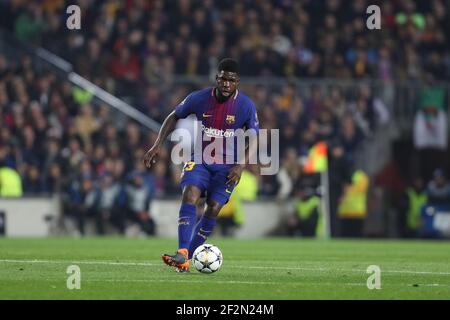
[245,101,260,134]
[175,92,196,119]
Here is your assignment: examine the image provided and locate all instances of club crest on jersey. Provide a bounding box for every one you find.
[226,115,235,124]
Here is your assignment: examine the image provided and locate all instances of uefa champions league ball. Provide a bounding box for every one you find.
[192,244,223,273]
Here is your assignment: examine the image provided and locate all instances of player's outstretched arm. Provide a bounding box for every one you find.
[143,111,179,168]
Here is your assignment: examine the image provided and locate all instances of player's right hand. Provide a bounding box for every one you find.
[143,145,161,168]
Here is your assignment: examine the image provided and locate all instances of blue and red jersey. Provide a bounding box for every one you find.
[175,87,259,164]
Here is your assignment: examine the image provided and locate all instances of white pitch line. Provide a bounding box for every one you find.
[77,279,450,288]
[86,278,368,286]
[89,278,288,285]
[1,259,450,276]
[0,259,156,267]
[244,265,450,275]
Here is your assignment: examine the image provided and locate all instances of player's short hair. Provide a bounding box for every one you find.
[218,58,239,75]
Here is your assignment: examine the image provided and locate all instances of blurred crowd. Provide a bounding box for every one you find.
[0,0,449,236]
[0,55,165,234]
[1,0,450,99]
[0,50,384,216]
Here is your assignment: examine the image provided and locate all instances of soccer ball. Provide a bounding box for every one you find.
[192,244,223,273]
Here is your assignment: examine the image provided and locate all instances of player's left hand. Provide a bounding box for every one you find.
[227,164,244,186]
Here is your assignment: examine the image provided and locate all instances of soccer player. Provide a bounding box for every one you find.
[143,58,259,272]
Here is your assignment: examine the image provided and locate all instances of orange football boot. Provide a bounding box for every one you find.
[162,248,190,272]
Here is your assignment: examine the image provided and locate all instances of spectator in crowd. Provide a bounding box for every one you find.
[66,176,99,236]
[337,169,370,237]
[398,177,428,238]
[61,137,85,174]
[276,148,300,201]
[426,169,450,206]
[74,104,99,149]
[287,181,322,238]
[327,140,353,237]
[22,163,46,195]
[43,162,64,194]
[0,158,23,197]
[124,171,155,236]
[97,172,125,234]
[338,114,364,164]
[109,46,141,96]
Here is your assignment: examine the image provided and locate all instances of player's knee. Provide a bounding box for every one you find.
[182,186,201,205]
[205,200,222,217]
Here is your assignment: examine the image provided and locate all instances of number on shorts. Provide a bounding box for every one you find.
[184,162,195,171]
[181,162,195,178]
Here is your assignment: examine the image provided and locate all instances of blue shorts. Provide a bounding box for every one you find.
[180,162,236,206]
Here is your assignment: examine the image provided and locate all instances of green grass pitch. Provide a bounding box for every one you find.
[0,237,449,299]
